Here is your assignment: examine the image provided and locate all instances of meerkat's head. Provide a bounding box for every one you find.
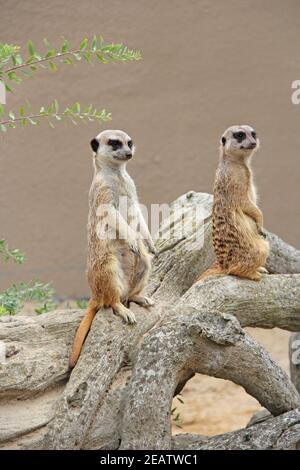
[90,130,135,168]
[220,125,260,159]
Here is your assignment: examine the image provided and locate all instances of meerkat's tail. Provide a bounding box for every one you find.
[69,299,100,369]
[195,261,224,283]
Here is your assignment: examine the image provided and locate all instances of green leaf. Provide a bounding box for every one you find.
[53,99,59,113]
[91,35,97,51]
[45,49,55,59]
[5,83,13,93]
[34,301,56,315]
[15,54,23,65]
[63,57,73,65]
[43,38,51,48]
[27,40,35,57]
[19,107,25,117]
[8,111,15,120]
[76,299,88,309]
[0,104,4,118]
[96,52,107,63]
[0,124,7,132]
[72,102,80,114]
[61,38,69,53]
[79,37,88,51]
[47,102,55,114]
[83,104,93,114]
[11,53,22,67]
[48,61,57,72]
[7,71,17,81]
[83,51,91,63]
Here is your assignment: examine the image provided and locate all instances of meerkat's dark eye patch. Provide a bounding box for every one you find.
[128,140,133,149]
[108,139,123,150]
[233,131,246,142]
[90,138,99,153]
[221,137,226,146]
[251,131,257,139]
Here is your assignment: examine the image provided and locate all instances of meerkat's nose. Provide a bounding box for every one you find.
[126,152,132,158]
[249,142,256,148]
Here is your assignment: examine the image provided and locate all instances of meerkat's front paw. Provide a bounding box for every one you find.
[258,227,267,238]
[146,239,157,256]
[128,238,140,256]
[130,295,155,308]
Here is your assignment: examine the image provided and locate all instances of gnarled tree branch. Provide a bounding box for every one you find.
[1,192,299,450]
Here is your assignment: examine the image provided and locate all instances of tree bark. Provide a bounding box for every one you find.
[1,191,299,450]
[289,332,300,394]
[172,410,300,450]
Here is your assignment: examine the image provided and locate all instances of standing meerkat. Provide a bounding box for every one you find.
[69,130,155,368]
[197,124,269,282]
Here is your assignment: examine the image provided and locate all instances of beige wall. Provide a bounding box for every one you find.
[1,0,300,297]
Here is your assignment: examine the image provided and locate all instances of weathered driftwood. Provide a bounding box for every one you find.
[290,332,300,394]
[172,410,300,450]
[0,192,299,450]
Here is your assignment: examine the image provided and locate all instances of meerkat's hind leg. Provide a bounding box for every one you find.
[112,302,137,324]
[129,294,155,308]
[128,253,154,308]
[195,261,225,283]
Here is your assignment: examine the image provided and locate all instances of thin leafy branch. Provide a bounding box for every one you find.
[0,43,20,70]
[0,100,111,132]
[0,36,141,92]
[0,239,25,264]
[0,281,54,315]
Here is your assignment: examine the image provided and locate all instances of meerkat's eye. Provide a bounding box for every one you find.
[233,131,246,142]
[128,140,133,149]
[108,139,123,150]
[251,131,257,139]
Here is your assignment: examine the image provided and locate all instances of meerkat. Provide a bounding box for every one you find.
[196,124,269,283]
[69,130,155,368]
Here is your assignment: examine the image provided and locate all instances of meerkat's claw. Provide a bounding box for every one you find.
[113,303,137,324]
[146,241,157,256]
[130,295,155,308]
[258,266,269,274]
[125,310,137,324]
[128,241,140,256]
[258,229,267,239]
[249,271,262,281]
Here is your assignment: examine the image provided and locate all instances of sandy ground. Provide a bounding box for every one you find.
[19,304,291,437]
[172,328,290,436]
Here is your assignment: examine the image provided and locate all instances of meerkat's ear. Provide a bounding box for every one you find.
[221,136,226,146]
[90,138,99,153]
